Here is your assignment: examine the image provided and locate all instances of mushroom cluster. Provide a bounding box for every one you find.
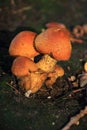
[9,25,72,97]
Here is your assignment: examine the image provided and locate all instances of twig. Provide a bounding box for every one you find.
[6,82,20,93]
[69,87,86,97]
[61,106,87,130]
[12,6,31,14]
[71,37,84,44]
[65,76,74,89]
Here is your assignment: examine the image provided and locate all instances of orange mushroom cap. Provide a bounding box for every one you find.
[11,56,38,77]
[9,31,39,58]
[35,27,72,61]
[46,22,66,29]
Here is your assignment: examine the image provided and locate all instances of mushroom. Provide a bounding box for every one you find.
[84,62,87,72]
[35,27,72,86]
[45,22,66,29]
[9,31,50,97]
[9,31,39,60]
[11,56,38,90]
[25,71,47,97]
[36,54,57,73]
[35,27,72,63]
[11,56,47,97]
[72,25,84,38]
[11,56,38,77]
[45,65,64,87]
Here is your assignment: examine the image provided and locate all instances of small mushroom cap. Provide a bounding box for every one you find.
[11,56,38,77]
[46,22,66,29]
[35,27,72,61]
[84,62,87,72]
[9,31,39,58]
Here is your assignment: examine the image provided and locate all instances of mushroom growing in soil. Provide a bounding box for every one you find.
[11,56,47,97]
[8,30,50,97]
[9,31,39,60]
[35,27,72,87]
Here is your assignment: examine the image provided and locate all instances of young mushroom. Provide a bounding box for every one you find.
[45,22,66,29]
[45,65,64,87]
[35,27,72,86]
[11,56,47,97]
[11,56,38,89]
[84,62,87,72]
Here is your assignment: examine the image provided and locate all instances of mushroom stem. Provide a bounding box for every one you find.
[36,54,57,73]
[25,90,32,97]
[70,37,83,44]
[19,71,47,97]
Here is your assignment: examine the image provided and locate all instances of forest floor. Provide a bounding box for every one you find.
[0,0,87,130]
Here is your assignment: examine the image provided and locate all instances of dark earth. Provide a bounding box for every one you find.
[0,0,87,130]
